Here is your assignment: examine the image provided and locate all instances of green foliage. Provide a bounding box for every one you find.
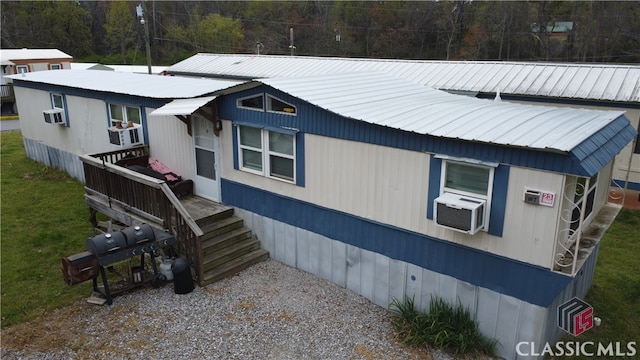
[167,13,244,53]
[104,1,138,64]
[553,208,640,360]
[390,295,498,356]
[1,131,95,328]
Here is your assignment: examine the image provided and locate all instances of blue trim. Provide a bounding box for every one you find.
[426,155,508,237]
[221,178,571,307]
[490,165,510,237]
[232,124,239,170]
[426,155,442,219]
[295,132,305,187]
[218,85,634,177]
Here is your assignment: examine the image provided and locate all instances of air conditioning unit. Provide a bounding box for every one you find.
[434,193,486,235]
[108,125,143,147]
[43,109,65,125]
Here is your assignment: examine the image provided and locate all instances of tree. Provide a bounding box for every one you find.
[104,1,138,64]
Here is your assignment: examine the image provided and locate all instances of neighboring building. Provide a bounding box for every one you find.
[1,48,73,114]
[166,54,640,195]
[8,69,239,180]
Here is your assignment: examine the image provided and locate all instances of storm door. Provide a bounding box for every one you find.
[192,114,220,202]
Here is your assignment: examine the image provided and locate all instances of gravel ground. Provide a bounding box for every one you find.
[1,259,450,360]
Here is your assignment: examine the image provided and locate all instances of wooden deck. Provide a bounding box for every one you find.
[179,195,234,224]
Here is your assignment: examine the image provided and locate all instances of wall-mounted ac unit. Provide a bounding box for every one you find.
[108,125,143,147]
[434,193,486,235]
[43,109,65,125]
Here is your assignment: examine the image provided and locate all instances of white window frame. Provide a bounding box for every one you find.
[50,64,62,70]
[16,65,28,74]
[108,103,142,128]
[51,93,65,111]
[236,93,264,112]
[237,125,296,184]
[439,159,495,232]
[266,94,297,116]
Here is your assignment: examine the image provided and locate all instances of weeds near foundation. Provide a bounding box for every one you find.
[390,295,498,356]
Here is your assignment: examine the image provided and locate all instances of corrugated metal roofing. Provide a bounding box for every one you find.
[150,96,217,116]
[168,53,640,103]
[8,69,241,99]
[256,72,629,153]
[0,48,73,61]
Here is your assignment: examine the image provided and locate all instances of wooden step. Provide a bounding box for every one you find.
[195,207,235,227]
[201,249,269,286]
[201,237,261,273]
[201,227,252,255]
[200,216,245,241]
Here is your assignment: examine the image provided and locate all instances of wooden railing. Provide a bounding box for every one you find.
[80,146,204,283]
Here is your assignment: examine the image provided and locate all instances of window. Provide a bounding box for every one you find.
[570,173,598,231]
[51,93,64,110]
[440,160,494,232]
[237,94,264,111]
[267,95,296,115]
[50,64,62,70]
[108,103,141,128]
[16,65,28,74]
[236,93,297,115]
[237,125,295,182]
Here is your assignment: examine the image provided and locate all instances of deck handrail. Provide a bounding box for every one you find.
[79,150,205,282]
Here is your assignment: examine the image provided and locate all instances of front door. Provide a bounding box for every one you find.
[192,114,220,202]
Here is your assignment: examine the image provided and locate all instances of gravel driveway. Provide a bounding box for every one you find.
[1,259,448,359]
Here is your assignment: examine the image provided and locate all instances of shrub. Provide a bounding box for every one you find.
[390,295,498,356]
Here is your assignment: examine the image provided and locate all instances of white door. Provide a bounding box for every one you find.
[192,114,220,202]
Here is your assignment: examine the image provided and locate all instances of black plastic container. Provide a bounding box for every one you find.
[171,258,194,294]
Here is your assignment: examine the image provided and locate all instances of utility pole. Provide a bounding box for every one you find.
[136,3,152,74]
[289,28,296,56]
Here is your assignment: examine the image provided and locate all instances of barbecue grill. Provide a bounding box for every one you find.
[62,224,176,305]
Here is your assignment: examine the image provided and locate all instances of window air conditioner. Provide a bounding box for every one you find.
[434,192,486,235]
[108,125,143,147]
[43,109,65,125]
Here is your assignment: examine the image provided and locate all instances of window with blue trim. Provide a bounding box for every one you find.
[238,125,296,183]
[108,103,141,128]
[440,160,494,233]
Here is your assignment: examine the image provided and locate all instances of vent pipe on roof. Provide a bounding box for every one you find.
[494,90,502,103]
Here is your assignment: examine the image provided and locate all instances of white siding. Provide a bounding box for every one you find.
[15,87,118,156]
[222,131,568,268]
[146,114,196,181]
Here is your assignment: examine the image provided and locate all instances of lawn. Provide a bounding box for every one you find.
[1,130,639,355]
[1,130,95,327]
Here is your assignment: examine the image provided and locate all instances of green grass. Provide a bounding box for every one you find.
[1,131,96,327]
[390,295,498,356]
[552,208,640,359]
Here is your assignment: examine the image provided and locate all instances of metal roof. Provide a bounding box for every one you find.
[0,48,73,61]
[168,53,640,103]
[70,62,169,74]
[255,72,629,153]
[150,96,217,116]
[8,69,241,99]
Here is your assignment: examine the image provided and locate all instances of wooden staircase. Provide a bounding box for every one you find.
[180,196,269,286]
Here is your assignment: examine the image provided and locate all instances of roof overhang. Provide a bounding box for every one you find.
[150,96,217,117]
